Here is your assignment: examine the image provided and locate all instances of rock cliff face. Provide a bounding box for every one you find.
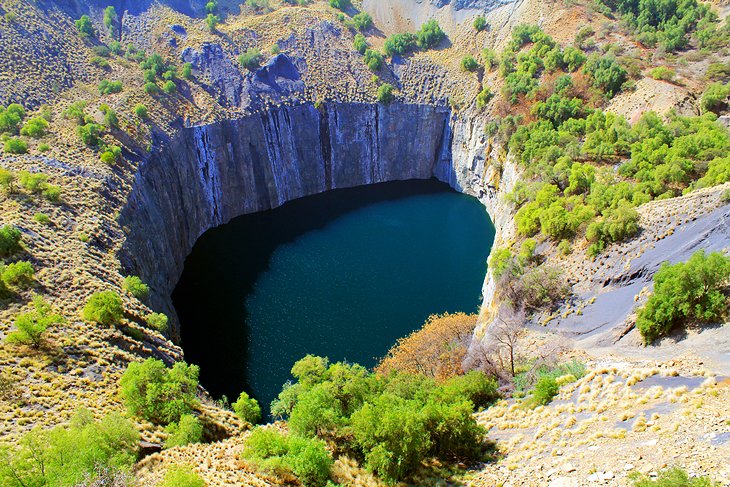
[119,102,516,333]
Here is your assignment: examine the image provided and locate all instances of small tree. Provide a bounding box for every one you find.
[460,55,479,72]
[20,117,49,138]
[165,414,203,448]
[205,13,219,33]
[134,104,148,119]
[119,358,200,425]
[77,123,103,146]
[147,312,169,333]
[5,296,63,349]
[103,6,117,36]
[181,63,193,80]
[416,19,445,49]
[2,261,34,289]
[0,225,22,257]
[363,49,383,71]
[123,275,149,300]
[473,16,487,31]
[233,391,261,424]
[239,48,263,70]
[0,169,16,193]
[352,12,373,31]
[4,137,28,154]
[376,84,394,104]
[144,82,160,95]
[354,33,368,54]
[82,290,124,325]
[75,15,95,38]
[162,80,177,94]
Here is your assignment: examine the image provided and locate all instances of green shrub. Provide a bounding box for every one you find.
[0,169,16,193]
[104,6,117,34]
[77,122,103,146]
[2,261,34,289]
[63,101,86,125]
[163,80,177,94]
[5,296,63,348]
[629,466,718,486]
[4,137,27,154]
[460,55,479,72]
[528,375,559,406]
[98,80,123,95]
[123,275,149,300]
[159,466,206,487]
[102,109,119,129]
[584,55,627,97]
[82,290,124,325]
[33,213,50,225]
[636,250,730,343]
[649,66,675,82]
[233,391,262,424]
[144,82,159,95]
[42,184,61,203]
[700,82,730,114]
[328,0,347,10]
[100,145,122,164]
[416,19,445,49]
[20,117,49,138]
[0,225,22,257]
[147,312,169,333]
[134,103,149,119]
[384,33,417,56]
[354,33,368,54]
[239,48,263,70]
[474,16,487,31]
[37,143,50,152]
[165,414,203,448]
[181,62,193,80]
[0,409,137,486]
[206,13,219,32]
[75,15,95,38]
[376,84,394,104]
[120,358,200,425]
[363,48,383,71]
[242,428,333,487]
[352,12,373,31]
[476,86,493,108]
[18,171,47,194]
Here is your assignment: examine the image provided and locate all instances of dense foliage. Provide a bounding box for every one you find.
[0,409,137,486]
[636,250,730,343]
[120,358,200,425]
[268,355,498,483]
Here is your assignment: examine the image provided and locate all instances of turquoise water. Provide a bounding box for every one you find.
[173,179,494,418]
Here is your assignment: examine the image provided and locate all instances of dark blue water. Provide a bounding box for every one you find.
[173,179,494,417]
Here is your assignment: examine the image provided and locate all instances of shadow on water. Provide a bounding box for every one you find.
[173,178,494,417]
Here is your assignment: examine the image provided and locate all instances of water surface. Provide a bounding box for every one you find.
[173,179,494,417]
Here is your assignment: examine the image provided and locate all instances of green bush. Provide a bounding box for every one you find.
[19,171,47,193]
[20,117,49,138]
[476,86,493,108]
[120,358,200,425]
[163,80,177,94]
[352,12,373,31]
[159,466,206,487]
[354,33,368,54]
[376,84,394,104]
[165,414,203,448]
[384,33,417,56]
[270,356,497,483]
[328,0,347,10]
[123,275,149,300]
[42,184,61,203]
[100,145,122,164]
[2,261,34,289]
[649,66,675,82]
[75,15,95,38]
[0,225,22,257]
[77,122,103,146]
[636,250,730,343]
[98,80,123,95]
[37,143,50,152]
[63,101,86,125]
[4,137,27,154]
[206,13,219,32]
[461,55,479,72]
[82,290,124,325]
[416,19,445,49]
[181,62,193,80]
[629,466,718,486]
[147,312,169,333]
[103,6,117,34]
[0,409,137,486]
[242,428,333,487]
[239,48,263,70]
[5,296,63,349]
[528,375,559,406]
[700,82,730,114]
[144,82,159,95]
[33,213,50,224]
[233,391,262,424]
[0,103,25,134]
[584,55,627,97]
[363,48,383,71]
[134,103,149,119]
[0,169,15,193]
[474,16,487,31]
